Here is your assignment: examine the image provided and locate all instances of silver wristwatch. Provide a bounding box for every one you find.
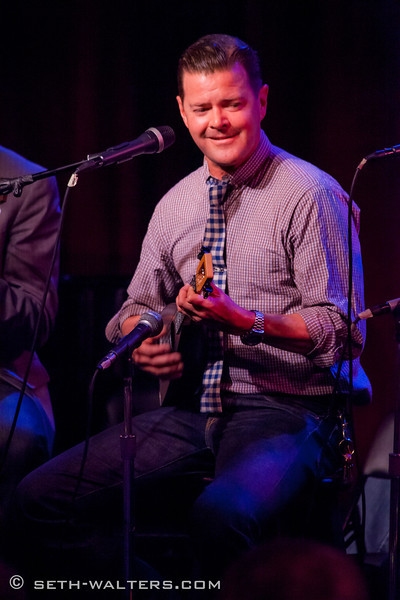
[240,310,264,346]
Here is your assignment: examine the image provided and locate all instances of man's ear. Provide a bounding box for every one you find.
[176,96,188,128]
[259,84,269,121]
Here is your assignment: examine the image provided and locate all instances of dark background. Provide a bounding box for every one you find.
[2,0,400,462]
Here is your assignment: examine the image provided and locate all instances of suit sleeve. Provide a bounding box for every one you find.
[0,175,61,362]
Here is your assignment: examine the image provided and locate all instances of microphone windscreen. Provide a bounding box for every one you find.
[148,126,176,152]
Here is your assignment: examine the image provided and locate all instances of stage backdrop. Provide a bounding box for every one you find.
[1,0,400,462]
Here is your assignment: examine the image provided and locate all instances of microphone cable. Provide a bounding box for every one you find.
[328,149,390,549]
[331,162,361,400]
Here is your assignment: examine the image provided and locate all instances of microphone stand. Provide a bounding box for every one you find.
[0,125,175,198]
[121,362,136,600]
[0,160,85,197]
[389,304,400,600]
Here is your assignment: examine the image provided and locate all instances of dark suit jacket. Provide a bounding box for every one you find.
[0,145,60,426]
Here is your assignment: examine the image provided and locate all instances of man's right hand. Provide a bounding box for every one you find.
[131,331,184,381]
[121,314,183,381]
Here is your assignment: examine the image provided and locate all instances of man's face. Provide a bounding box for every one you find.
[177,63,268,179]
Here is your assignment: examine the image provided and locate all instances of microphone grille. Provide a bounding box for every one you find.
[139,310,163,335]
[148,126,176,153]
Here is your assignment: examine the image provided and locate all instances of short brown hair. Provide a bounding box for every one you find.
[177,34,263,99]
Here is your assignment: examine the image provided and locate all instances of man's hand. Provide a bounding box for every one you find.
[176,282,254,334]
[121,315,184,380]
[132,331,184,381]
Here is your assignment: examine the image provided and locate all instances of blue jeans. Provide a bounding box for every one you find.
[14,394,341,581]
[0,380,54,527]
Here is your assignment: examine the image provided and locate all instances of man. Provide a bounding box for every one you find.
[219,538,369,600]
[0,146,60,524]
[15,34,370,587]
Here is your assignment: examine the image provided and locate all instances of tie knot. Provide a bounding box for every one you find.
[207,177,229,206]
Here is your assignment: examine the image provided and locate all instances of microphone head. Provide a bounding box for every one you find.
[146,126,176,153]
[139,310,163,336]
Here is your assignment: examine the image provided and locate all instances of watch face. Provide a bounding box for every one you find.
[242,332,262,346]
[240,330,263,346]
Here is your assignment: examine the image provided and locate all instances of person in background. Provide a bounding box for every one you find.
[0,145,60,530]
[13,33,370,591]
[218,537,370,600]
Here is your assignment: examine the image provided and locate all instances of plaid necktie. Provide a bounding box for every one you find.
[199,176,229,413]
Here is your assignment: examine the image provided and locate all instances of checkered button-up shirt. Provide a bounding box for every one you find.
[106,131,371,407]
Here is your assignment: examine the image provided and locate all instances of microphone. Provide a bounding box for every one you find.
[367,144,400,160]
[97,310,163,370]
[357,143,400,170]
[76,126,175,173]
[356,297,400,321]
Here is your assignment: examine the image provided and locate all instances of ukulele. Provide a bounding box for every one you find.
[190,249,214,298]
[163,249,213,344]
[132,251,213,411]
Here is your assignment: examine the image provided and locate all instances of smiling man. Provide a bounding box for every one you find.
[177,62,268,177]
[15,34,371,590]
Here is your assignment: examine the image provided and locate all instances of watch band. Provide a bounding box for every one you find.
[240,310,264,346]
